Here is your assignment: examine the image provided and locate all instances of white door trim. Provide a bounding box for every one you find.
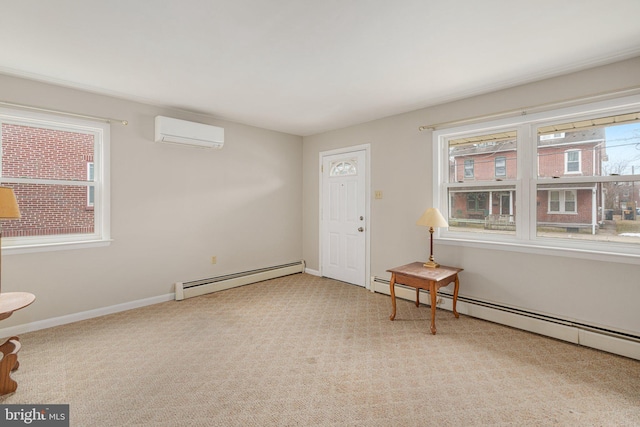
[318,144,371,290]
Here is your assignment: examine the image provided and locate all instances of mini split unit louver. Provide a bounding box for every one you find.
[154,116,225,149]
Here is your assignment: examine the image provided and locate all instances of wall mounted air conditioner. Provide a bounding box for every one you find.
[154,116,224,149]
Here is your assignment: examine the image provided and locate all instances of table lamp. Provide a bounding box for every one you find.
[0,187,21,293]
[416,207,448,268]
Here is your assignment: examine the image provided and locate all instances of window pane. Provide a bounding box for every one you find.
[549,191,560,212]
[495,156,506,177]
[464,159,474,178]
[448,186,516,235]
[2,123,95,181]
[87,163,95,207]
[536,180,640,244]
[448,131,517,182]
[538,116,640,178]
[330,159,357,176]
[0,183,94,238]
[564,191,576,212]
[565,150,580,173]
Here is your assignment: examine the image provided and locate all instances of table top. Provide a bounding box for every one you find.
[0,292,36,321]
[387,262,463,281]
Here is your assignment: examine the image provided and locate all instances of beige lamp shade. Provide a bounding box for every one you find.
[416,207,448,228]
[0,187,21,219]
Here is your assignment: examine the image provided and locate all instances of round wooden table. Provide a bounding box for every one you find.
[0,292,35,321]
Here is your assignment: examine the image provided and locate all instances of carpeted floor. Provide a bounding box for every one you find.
[1,273,639,426]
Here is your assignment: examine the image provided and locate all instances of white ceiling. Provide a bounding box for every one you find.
[1,0,640,136]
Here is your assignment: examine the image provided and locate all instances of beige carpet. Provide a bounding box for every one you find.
[1,273,639,426]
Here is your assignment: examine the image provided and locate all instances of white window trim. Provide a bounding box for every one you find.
[539,132,566,140]
[87,161,95,208]
[464,159,474,178]
[495,156,506,177]
[564,149,581,174]
[432,94,640,265]
[548,190,577,214]
[0,107,111,254]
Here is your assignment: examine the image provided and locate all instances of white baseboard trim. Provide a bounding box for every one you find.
[305,268,321,277]
[372,278,640,361]
[0,293,174,338]
[176,261,305,301]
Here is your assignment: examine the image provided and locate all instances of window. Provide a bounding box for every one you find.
[548,190,576,213]
[495,156,506,177]
[434,96,640,261]
[329,159,357,176]
[464,159,474,178]
[0,108,110,252]
[466,193,487,212]
[565,150,581,174]
[539,132,565,141]
[87,162,95,208]
[446,130,518,235]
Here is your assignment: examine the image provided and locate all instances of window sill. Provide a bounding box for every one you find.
[546,212,578,215]
[437,235,640,266]
[4,239,113,255]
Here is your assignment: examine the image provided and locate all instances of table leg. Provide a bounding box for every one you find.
[430,283,437,335]
[0,337,20,395]
[389,273,397,321]
[415,288,420,307]
[452,274,460,319]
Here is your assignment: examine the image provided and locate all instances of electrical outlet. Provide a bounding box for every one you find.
[375,190,383,199]
[211,256,217,265]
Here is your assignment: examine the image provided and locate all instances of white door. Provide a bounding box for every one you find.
[321,150,366,286]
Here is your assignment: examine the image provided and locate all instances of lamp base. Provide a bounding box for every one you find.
[423,260,440,268]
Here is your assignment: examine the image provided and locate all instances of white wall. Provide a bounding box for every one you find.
[0,74,303,328]
[302,57,640,336]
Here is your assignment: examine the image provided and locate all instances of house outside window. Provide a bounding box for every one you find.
[0,108,110,252]
[447,131,518,234]
[434,95,640,261]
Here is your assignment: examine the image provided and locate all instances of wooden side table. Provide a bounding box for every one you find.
[387,262,462,334]
[0,292,35,395]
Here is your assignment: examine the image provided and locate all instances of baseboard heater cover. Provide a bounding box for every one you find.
[175,261,305,301]
[371,276,640,361]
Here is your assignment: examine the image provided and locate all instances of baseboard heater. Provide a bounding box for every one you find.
[175,261,305,301]
[371,276,640,361]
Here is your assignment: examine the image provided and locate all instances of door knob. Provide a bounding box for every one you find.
[358,227,364,232]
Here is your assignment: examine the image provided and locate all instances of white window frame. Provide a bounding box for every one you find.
[464,159,474,178]
[548,190,577,214]
[495,156,506,177]
[87,162,95,208]
[540,132,565,141]
[564,149,581,174]
[0,107,111,254]
[432,94,640,265]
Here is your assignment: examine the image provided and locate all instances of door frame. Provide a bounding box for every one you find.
[318,144,371,289]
